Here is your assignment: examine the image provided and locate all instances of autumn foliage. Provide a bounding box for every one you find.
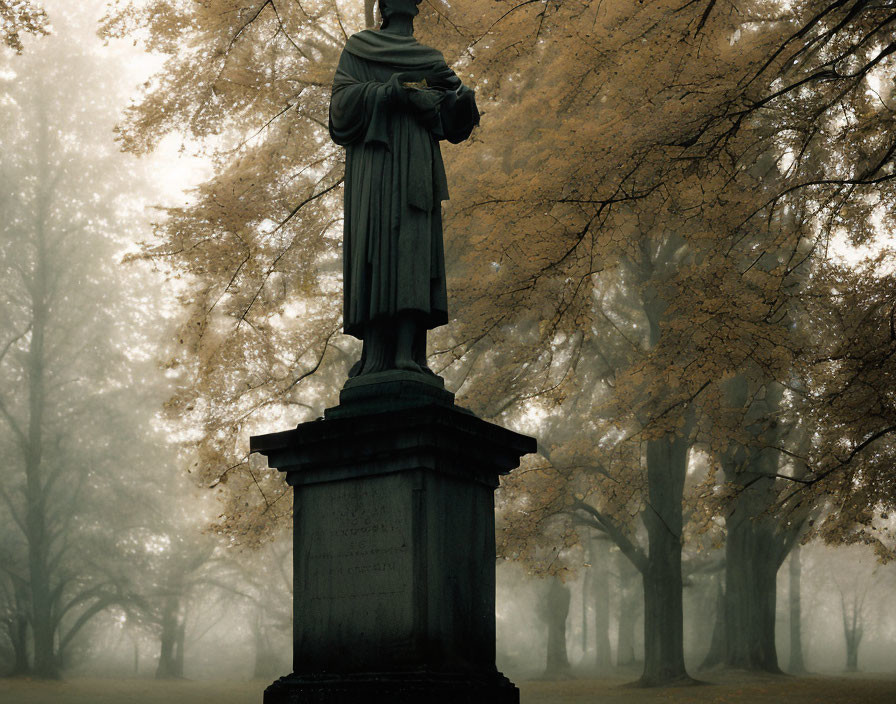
[106,0,896,626]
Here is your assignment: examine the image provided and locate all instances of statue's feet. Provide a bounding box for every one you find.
[356,332,391,375]
[353,315,436,377]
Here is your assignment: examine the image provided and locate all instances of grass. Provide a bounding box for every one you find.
[520,671,896,703]
[1,671,895,703]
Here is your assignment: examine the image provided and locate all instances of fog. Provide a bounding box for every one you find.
[2,2,895,703]
[494,545,896,679]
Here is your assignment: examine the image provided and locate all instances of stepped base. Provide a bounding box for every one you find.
[264,670,520,704]
[328,370,457,418]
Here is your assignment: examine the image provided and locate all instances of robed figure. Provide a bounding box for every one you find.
[329,0,479,376]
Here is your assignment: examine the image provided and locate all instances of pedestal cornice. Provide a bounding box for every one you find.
[250,400,536,488]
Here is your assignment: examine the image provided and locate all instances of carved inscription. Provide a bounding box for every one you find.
[302,479,411,602]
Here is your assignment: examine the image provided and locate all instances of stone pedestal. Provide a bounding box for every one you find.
[250,374,535,703]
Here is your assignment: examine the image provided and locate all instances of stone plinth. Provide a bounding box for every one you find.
[250,376,534,704]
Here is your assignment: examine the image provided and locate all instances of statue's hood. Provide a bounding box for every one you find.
[344,29,446,69]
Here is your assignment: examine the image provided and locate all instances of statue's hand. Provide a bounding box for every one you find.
[385,73,411,109]
[422,68,461,92]
[407,88,445,129]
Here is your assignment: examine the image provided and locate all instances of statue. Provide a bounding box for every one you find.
[328,0,479,377]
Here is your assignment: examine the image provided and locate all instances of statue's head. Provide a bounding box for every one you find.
[379,0,423,26]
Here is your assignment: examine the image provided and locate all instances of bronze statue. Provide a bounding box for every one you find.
[329,0,479,376]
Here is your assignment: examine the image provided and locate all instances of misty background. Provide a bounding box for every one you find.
[2,1,896,702]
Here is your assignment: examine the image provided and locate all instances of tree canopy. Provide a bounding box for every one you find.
[103,0,896,680]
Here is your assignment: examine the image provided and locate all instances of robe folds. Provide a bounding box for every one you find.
[329,29,479,339]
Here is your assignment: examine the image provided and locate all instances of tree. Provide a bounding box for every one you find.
[104,0,896,513]
[106,0,896,687]
[458,0,896,679]
[840,587,865,673]
[497,396,698,685]
[787,546,807,673]
[789,263,896,555]
[108,469,241,681]
[0,0,173,677]
[614,548,641,668]
[99,0,359,544]
[538,576,572,679]
[830,550,879,673]
[441,0,896,548]
[711,379,809,672]
[588,538,613,673]
[236,541,291,680]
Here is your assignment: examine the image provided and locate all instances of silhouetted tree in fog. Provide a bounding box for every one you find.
[0,1,170,678]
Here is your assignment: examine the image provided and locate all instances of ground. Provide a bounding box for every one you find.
[1,672,895,703]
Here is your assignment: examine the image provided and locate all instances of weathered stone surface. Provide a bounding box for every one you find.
[250,387,534,704]
[294,472,414,672]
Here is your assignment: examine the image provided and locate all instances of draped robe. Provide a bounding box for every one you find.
[328,29,479,338]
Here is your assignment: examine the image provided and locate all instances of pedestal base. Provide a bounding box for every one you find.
[264,669,519,704]
[251,376,534,704]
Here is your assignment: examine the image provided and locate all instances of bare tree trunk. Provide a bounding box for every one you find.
[542,577,572,679]
[788,546,806,674]
[5,579,32,675]
[639,434,691,686]
[592,539,612,672]
[844,635,860,672]
[25,104,58,681]
[846,640,859,672]
[581,559,589,660]
[11,615,30,675]
[615,550,639,667]
[174,618,186,678]
[700,577,726,670]
[718,379,799,674]
[840,590,864,673]
[252,608,282,680]
[723,502,782,672]
[155,595,182,679]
